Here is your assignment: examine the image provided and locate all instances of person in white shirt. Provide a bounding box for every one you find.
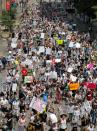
[73,106,80,124]
[60,114,67,131]
[47,108,58,126]
[13,99,20,117]
[87,124,94,131]
[0,97,8,106]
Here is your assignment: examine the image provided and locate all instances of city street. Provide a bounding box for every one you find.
[0,0,97,131]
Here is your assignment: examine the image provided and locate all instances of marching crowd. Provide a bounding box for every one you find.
[0,1,97,131]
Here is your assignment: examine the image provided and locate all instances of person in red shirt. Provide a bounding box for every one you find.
[56,87,62,104]
[86,89,93,101]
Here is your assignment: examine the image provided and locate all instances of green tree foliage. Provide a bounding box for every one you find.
[74,0,97,19]
[0,10,14,30]
[0,4,17,31]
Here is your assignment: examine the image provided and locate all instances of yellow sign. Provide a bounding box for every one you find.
[15,60,19,65]
[69,83,80,90]
[56,39,64,45]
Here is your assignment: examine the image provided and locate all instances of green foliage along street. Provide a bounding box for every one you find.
[0,2,17,31]
[74,0,97,20]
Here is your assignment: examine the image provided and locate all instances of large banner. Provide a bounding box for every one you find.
[83,82,96,89]
[29,97,47,113]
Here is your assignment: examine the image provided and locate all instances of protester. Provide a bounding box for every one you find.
[0,0,97,131]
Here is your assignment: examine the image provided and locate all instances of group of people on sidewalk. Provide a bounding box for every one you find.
[0,1,97,131]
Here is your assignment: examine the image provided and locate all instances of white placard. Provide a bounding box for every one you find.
[11,42,17,48]
[12,83,17,92]
[46,59,61,64]
[46,47,51,55]
[69,41,74,48]
[75,42,81,48]
[24,76,33,83]
[38,46,45,53]
[67,67,73,73]
[29,97,47,113]
[70,74,77,82]
[55,59,61,63]
[46,60,52,64]
[49,71,57,79]
[41,33,45,39]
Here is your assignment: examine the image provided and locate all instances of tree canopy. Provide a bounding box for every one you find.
[74,0,97,19]
[0,3,17,31]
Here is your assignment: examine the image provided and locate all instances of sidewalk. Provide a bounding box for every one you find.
[0,39,8,56]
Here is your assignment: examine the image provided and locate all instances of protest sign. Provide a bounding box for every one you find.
[41,33,45,39]
[24,76,33,83]
[69,41,74,48]
[38,46,45,54]
[69,83,80,90]
[75,42,81,48]
[55,59,61,63]
[46,59,61,64]
[56,39,64,45]
[46,47,51,55]
[15,60,19,65]
[29,97,47,113]
[43,93,48,102]
[87,63,94,69]
[70,74,77,82]
[11,42,17,48]
[49,71,57,79]
[21,68,28,76]
[84,82,96,89]
[12,83,17,92]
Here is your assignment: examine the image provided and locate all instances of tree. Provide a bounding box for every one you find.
[0,10,14,31]
[92,6,97,23]
[74,0,97,19]
[0,2,17,32]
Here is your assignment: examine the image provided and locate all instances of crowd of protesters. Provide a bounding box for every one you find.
[0,1,97,131]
